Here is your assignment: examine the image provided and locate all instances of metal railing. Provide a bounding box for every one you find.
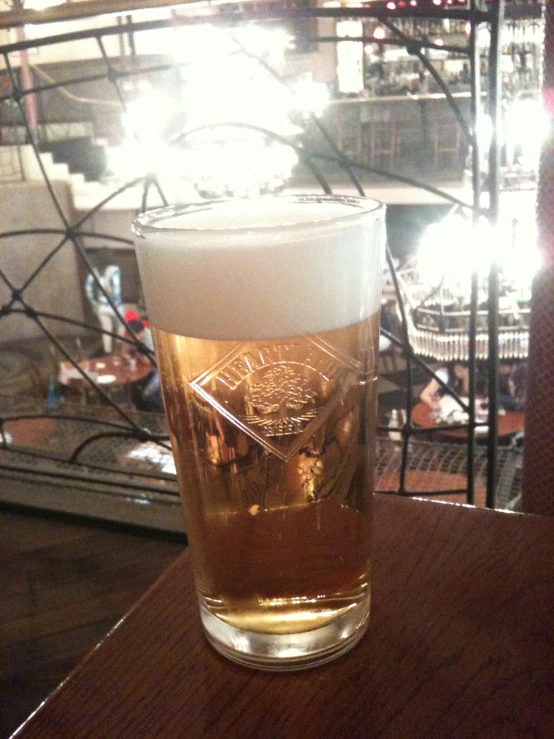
[0,0,531,511]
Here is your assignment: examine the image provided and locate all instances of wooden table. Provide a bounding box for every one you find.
[376,470,486,505]
[412,401,525,439]
[59,354,151,389]
[13,496,554,739]
[377,470,475,492]
[2,417,58,448]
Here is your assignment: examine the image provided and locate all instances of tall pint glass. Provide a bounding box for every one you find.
[132,195,385,670]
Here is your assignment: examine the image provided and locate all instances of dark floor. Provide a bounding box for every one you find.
[0,508,185,739]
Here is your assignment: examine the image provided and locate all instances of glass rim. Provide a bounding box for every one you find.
[132,194,384,239]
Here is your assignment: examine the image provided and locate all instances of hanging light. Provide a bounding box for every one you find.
[400,207,541,361]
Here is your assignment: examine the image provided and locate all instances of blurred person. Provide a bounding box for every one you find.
[498,361,527,412]
[85,247,125,354]
[126,319,162,413]
[420,362,469,410]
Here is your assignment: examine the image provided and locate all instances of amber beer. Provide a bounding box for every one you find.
[133,196,385,669]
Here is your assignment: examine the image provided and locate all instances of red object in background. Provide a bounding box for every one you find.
[522,3,554,515]
[123,309,149,332]
[124,309,140,324]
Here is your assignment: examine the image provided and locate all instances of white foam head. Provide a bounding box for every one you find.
[132,195,386,341]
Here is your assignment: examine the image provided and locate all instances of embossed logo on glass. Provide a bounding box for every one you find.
[190,339,358,461]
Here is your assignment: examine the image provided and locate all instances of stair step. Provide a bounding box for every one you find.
[39,137,107,182]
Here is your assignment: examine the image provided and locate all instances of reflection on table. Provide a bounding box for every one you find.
[59,354,152,389]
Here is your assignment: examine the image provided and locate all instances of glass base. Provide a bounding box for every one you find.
[200,596,370,671]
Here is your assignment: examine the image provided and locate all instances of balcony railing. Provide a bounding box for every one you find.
[0,0,540,525]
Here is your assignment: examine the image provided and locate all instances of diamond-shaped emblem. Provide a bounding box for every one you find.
[190,337,358,461]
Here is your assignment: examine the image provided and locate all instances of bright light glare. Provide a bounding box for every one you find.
[502,215,542,300]
[173,23,300,194]
[184,76,297,135]
[505,98,549,169]
[115,23,299,193]
[289,75,329,118]
[475,114,493,152]
[418,211,541,299]
[180,25,296,135]
[127,444,176,476]
[186,141,298,197]
[108,139,177,178]
[122,91,172,142]
[173,23,291,68]
[24,0,61,9]
[373,26,386,40]
[418,215,493,293]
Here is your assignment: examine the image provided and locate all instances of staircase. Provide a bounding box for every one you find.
[40,136,107,182]
[18,137,107,188]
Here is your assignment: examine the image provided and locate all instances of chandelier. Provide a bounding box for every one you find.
[399,202,540,362]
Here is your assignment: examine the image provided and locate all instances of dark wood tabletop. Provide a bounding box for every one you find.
[412,401,525,439]
[12,495,554,739]
[376,471,487,506]
[3,417,58,448]
[60,354,151,389]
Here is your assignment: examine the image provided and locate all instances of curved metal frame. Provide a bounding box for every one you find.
[0,1,515,506]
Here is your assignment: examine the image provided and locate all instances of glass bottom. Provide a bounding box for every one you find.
[200,595,370,671]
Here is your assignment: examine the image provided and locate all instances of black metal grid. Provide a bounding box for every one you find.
[0,0,529,507]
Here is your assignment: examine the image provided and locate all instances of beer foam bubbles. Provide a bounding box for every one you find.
[132,196,385,341]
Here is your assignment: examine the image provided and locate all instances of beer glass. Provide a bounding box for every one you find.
[132,195,385,670]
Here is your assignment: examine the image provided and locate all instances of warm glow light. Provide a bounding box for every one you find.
[418,215,492,293]
[109,139,180,179]
[505,98,549,170]
[434,37,444,47]
[172,24,291,69]
[23,0,61,9]
[112,23,300,196]
[185,138,299,198]
[289,75,329,118]
[336,19,364,94]
[465,22,471,36]
[373,26,386,40]
[476,114,493,153]
[502,215,542,301]
[410,0,417,5]
[433,0,442,5]
[418,210,541,299]
[122,90,172,143]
